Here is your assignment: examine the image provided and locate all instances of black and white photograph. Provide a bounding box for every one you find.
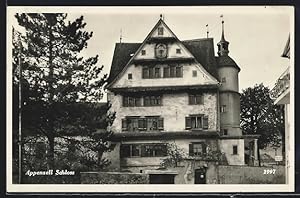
[6,6,294,192]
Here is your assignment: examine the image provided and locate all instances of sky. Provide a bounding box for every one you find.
[9,6,292,99]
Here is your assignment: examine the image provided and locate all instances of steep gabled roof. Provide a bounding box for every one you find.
[106,19,219,88]
[182,38,218,79]
[107,38,219,84]
[107,43,141,84]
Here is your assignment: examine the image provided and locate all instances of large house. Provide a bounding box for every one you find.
[104,17,259,184]
[270,35,290,184]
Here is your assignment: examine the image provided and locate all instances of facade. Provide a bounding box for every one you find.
[104,17,259,184]
[270,36,290,184]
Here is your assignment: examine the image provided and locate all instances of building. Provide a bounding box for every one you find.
[270,35,290,184]
[104,16,259,184]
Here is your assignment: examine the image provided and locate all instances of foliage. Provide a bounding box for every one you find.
[12,13,114,173]
[81,173,149,184]
[160,142,186,168]
[189,150,228,165]
[240,83,284,149]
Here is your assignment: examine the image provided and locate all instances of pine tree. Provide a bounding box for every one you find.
[14,13,114,170]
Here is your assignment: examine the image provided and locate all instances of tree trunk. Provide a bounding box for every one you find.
[47,135,55,170]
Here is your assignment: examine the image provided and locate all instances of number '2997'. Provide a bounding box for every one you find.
[263,169,276,174]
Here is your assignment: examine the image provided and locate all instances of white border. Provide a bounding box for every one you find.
[6,6,295,193]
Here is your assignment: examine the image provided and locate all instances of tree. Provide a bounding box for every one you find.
[160,142,186,168]
[13,13,113,171]
[240,83,284,166]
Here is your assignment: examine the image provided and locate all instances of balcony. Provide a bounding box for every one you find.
[270,67,290,105]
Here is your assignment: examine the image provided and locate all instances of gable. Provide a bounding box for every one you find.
[107,39,218,85]
[106,19,219,88]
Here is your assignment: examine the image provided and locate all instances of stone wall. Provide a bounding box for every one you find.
[218,165,285,184]
[219,139,244,165]
[80,172,149,184]
[108,91,219,133]
[110,139,219,172]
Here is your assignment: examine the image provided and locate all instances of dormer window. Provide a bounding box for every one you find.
[141,50,146,55]
[176,49,181,54]
[221,77,226,83]
[158,27,164,36]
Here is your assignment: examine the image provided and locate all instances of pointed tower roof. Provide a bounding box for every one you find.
[219,21,228,43]
[217,20,229,57]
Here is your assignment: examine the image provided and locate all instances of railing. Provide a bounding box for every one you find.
[270,67,290,100]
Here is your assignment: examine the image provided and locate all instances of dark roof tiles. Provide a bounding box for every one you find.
[216,55,241,71]
[107,38,239,84]
[107,43,141,84]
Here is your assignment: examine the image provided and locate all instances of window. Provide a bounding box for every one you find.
[189,94,204,105]
[185,115,208,130]
[176,48,181,54]
[233,145,238,155]
[223,129,228,136]
[142,67,161,79]
[123,96,141,107]
[128,73,132,79]
[163,67,170,78]
[141,50,146,55]
[163,66,182,78]
[154,67,160,78]
[192,70,197,77]
[141,144,167,157]
[144,95,162,106]
[120,144,167,158]
[122,117,164,131]
[142,67,149,79]
[120,144,141,158]
[220,105,227,113]
[175,66,182,77]
[221,77,226,83]
[122,117,139,131]
[189,142,207,156]
[158,27,164,35]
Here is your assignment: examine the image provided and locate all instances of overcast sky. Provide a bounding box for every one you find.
[9,6,292,99]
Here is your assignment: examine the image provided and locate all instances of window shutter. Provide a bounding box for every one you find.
[202,143,207,154]
[189,144,193,156]
[122,119,127,131]
[143,118,147,130]
[186,117,191,129]
[158,118,164,130]
[138,119,144,130]
[203,115,209,129]
[123,96,128,107]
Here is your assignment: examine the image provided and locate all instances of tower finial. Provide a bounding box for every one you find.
[217,14,229,56]
[220,15,226,41]
[120,28,122,43]
[206,24,209,38]
[160,14,163,20]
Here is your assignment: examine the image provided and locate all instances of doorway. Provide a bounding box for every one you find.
[149,174,175,184]
[194,168,206,184]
